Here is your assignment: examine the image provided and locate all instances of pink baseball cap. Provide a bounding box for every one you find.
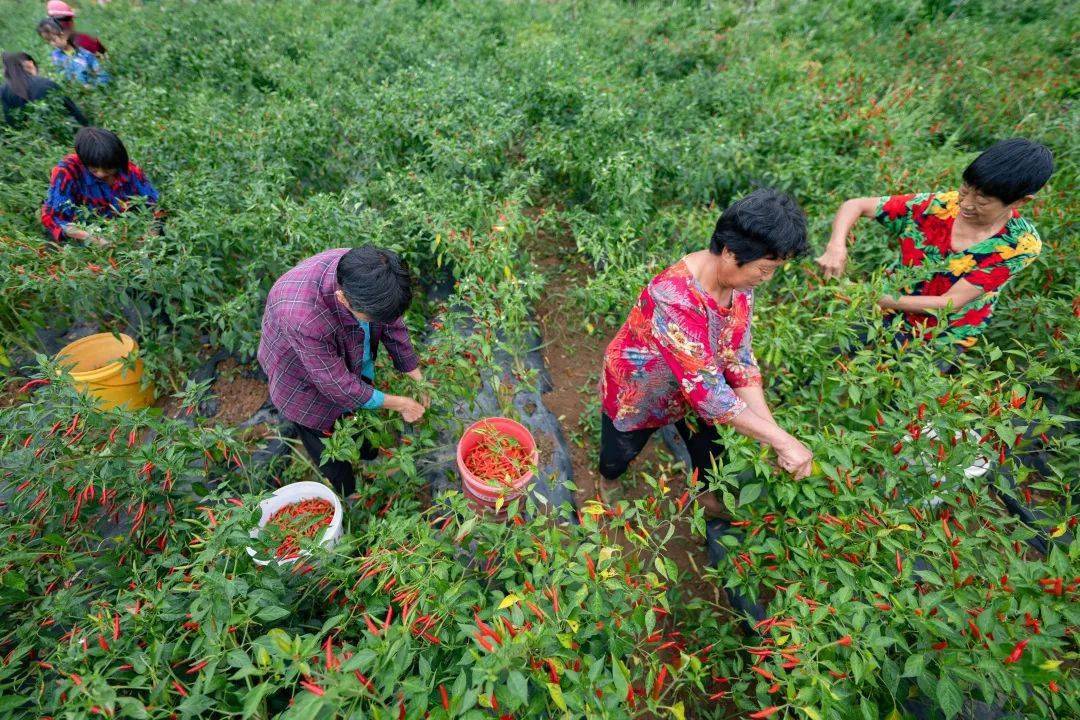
[46,1,76,18]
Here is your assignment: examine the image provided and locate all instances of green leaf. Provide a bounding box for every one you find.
[738,483,763,506]
[257,605,290,622]
[455,516,477,543]
[547,683,567,712]
[937,676,963,720]
[116,697,149,719]
[611,655,630,696]
[507,671,528,708]
[243,682,274,719]
[903,653,925,678]
[0,696,27,713]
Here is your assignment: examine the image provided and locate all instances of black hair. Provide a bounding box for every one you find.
[962,138,1054,205]
[74,127,129,171]
[709,188,809,265]
[2,52,36,101]
[37,18,66,38]
[336,245,413,323]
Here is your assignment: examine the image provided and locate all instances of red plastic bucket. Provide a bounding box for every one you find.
[457,417,538,509]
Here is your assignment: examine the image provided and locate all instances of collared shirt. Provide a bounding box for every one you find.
[41,154,159,243]
[50,46,108,86]
[875,191,1042,346]
[257,249,419,433]
[601,259,762,432]
[357,320,384,410]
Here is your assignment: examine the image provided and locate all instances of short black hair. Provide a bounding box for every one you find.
[336,245,413,323]
[962,138,1054,205]
[37,18,64,36]
[75,127,129,172]
[709,188,809,265]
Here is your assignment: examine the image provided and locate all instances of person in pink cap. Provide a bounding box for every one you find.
[46,1,107,56]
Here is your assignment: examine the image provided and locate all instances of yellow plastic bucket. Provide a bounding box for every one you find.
[54,333,155,410]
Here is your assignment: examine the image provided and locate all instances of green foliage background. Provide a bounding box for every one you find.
[0,1,1076,719]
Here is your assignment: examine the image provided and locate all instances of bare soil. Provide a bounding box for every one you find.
[529,207,735,717]
[211,358,269,426]
[527,207,723,603]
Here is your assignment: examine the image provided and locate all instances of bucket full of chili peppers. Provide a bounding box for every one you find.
[457,417,538,511]
[246,481,343,566]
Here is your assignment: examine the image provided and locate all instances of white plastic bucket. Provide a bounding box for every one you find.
[246,481,343,566]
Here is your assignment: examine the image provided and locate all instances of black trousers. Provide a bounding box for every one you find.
[293,421,378,498]
[599,413,724,486]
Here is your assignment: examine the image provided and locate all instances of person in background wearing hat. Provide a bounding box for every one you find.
[258,246,429,498]
[37,18,109,87]
[46,1,107,56]
[2,51,88,126]
[41,126,160,246]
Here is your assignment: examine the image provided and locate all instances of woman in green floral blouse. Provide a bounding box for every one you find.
[816,138,1054,348]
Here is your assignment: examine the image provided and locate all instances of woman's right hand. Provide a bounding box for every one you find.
[775,436,814,479]
[387,395,425,423]
[814,243,848,278]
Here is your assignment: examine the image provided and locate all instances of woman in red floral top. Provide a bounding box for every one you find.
[600,189,815,518]
[816,138,1054,348]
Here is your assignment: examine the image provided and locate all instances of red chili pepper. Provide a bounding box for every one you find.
[172,680,188,697]
[475,633,494,652]
[837,635,852,647]
[932,641,947,650]
[439,684,450,711]
[584,552,596,580]
[17,378,50,394]
[545,658,559,684]
[750,666,776,682]
[749,707,780,719]
[187,660,209,674]
[895,551,903,575]
[300,679,324,697]
[917,403,926,420]
[949,551,960,570]
[1002,639,1028,664]
[651,666,667,700]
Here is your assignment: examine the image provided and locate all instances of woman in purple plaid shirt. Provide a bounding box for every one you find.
[258,246,427,496]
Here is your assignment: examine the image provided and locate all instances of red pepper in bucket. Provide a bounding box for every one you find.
[457,417,538,512]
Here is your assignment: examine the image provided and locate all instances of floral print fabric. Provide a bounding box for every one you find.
[875,191,1042,346]
[601,259,762,432]
[50,46,109,87]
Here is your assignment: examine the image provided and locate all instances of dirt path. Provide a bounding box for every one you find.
[527,208,725,610]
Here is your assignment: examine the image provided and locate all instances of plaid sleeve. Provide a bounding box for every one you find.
[380,317,420,373]
[128,164,159,205]
[41,162,78,242]
[291,330,377,410]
